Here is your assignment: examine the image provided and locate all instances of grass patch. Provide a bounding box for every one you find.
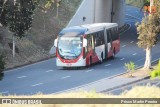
[126,0,144,8]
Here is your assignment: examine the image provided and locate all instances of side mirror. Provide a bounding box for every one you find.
[83,38,87,47]
[54,39,58,47]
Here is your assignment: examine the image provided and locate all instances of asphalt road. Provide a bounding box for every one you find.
[0,5,160,95]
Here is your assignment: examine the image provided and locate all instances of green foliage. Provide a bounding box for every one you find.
[136,15,159,49]
[137,0,160,50]
[125,61,136,72]
[143,0,150,6]
[8,0,36,38]
[0,54,5,72]
[150,60,160,79]
[0,0,37,38]
[0,0,8,26]
[35,0,61,10]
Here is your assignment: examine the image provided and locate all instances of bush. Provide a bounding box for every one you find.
[124,61,136,77]
[0,54,5,72]
[150,60,160,79]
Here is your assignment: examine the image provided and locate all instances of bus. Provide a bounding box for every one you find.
[54,23,120,67]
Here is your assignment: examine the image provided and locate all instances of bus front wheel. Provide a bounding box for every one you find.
[89,57,92,66]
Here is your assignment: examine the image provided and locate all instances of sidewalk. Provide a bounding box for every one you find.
[70,76,142,93]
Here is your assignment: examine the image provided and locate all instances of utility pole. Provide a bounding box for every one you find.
[93,0,96,23]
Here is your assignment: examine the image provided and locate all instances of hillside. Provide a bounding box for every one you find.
[0,0,82,69]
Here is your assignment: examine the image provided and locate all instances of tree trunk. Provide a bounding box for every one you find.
[144,47,152,69]
[12,35,15,57]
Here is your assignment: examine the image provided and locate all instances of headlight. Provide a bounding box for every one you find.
[57,58,60,61]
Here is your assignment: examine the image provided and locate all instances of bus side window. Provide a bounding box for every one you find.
[107,30,112,43]
[87,35,92,52]
[100,31,105,45]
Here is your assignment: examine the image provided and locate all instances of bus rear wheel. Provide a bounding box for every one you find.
[112,49,115,59]
[100,53,103,64]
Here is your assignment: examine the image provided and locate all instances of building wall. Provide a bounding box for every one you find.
[113,0,125,27]
[67,0,95,27]
[67,0,125,27]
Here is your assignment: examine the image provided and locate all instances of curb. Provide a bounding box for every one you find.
[100,76,150,93]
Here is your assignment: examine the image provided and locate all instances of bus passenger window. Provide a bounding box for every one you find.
[86,35,92,52]
[107,30,112,43]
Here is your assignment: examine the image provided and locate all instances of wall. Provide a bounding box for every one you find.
[67,0,125,27]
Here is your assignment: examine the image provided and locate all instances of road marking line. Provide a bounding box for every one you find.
[120,58,125,61]
[86,69,94,72]
[130,41,134,43]
[125,14,142,21]
[122,45,126,48]
[1,91,9,94]
[105,64,111,67]
[61,76,71,79]
[132,53,137,56]
[135,58,145,62]
[17,76,27,79]
[31,83,43,87]
[45,70,54,73]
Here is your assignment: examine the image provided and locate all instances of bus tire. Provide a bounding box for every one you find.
[112,49,115,59]
[89,57,92,66]
[100,53,103,63]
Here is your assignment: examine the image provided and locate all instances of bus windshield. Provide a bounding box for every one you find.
[58,36,83,60]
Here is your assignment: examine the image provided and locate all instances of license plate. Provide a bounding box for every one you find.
[67,63,72,66]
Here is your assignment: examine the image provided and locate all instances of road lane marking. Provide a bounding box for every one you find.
[45,70,54,73]
[105,64,111,67]
[122,45,126,48]
[31,83,43,87]
[135,57,145,62]
[132,53,137,56]
[17,76,27,79]
[120,58,125,61]
[130,41,134,43]
[86,69,94,72]
[1,91,9,94]
[61,76,71,79]
[125,14,142,21]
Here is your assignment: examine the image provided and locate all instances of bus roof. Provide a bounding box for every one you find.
[59,23,118,36]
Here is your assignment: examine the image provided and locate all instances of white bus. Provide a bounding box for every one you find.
[54,23,120,67]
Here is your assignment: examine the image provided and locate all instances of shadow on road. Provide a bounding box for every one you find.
[0,71,4,81]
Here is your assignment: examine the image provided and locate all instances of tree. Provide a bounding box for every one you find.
[137,0,160,69]
[0,0,36,57]
[0,0,9,26]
